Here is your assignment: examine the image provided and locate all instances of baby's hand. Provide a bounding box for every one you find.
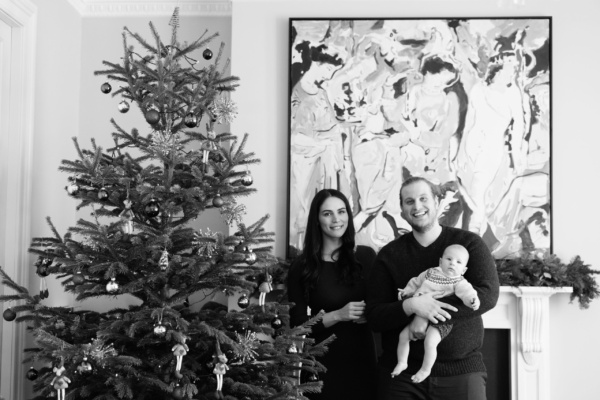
[397,289,405,300]
[471,297,480,311]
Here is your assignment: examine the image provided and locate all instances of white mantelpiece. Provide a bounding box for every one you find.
[482,286,573,400]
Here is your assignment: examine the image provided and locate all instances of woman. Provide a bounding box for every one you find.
[287,189,377,399]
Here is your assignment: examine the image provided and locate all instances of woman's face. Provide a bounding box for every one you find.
[318,196,349,241]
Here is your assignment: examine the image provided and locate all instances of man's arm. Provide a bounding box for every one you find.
[365,248,411,332]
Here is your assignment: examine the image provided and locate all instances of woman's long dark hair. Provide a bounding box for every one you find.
[300,189,362,300]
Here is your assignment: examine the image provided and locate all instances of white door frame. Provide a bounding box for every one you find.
[0,1,36,399]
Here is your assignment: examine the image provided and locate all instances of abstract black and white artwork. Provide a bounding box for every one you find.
[287,18,551,259]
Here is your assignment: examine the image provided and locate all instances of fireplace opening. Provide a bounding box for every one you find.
[482,328,511,400]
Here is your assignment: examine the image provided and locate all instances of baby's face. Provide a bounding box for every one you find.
[439,246,469,277]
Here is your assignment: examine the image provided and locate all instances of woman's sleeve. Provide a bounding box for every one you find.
[287,258,309,328]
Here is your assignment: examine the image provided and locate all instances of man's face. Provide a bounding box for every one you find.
[400,181,440,233]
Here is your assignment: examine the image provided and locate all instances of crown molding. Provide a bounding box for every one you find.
[66,0,231,17]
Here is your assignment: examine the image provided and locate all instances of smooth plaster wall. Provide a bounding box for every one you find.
[230,0,600,399]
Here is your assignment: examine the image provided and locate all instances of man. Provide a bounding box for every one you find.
[366,176,499,400]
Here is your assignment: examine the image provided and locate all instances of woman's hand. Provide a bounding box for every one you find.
[322,300,366,327]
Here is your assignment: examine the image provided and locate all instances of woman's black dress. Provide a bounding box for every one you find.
[287,247,377,399]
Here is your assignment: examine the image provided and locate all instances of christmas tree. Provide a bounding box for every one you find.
[0,9,330,400]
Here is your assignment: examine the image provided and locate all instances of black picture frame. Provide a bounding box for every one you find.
[286,17,552,259]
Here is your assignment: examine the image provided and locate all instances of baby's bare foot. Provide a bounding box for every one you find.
[411,369,431,383]
[391,363,407,377]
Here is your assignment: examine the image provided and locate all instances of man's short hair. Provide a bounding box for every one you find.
[399,176,440,205]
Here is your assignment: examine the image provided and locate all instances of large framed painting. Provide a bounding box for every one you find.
[287,18,551,259]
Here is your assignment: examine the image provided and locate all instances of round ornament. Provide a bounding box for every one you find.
[212,195,224,208]
[154,323,167,336]
[209,152,224,163]
[271,315,283,330]
[144,199,160,218]
[118,100,130,113]
[100,82,112,94]
[97,187,109,201]
[66,183,80,196]
[183,112,198,128]
[173,385,185,399]
[106,278,119,293]
[36,264,50,277]
[237,293,250,309]
[72,272,85,285]
[245,249,257,265]
[202,48,213,60]
[26,367,38,381]
[145,109,160,125]
[77,357,93,374]
[3,308,16,322]
[241,173,253,186]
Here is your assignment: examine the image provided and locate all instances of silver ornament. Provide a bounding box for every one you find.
[106,278,119,293]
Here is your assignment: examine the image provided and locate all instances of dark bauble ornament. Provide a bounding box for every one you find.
[173,385,185,399]
[271,315,283,330]
[72,272,85,285]
[97,187,109,201]
[106,278,119,293]
[118,100,130,113]
[154,323,167,336]
[209,152,224,163]
[26,367,38,381]
[237,293,250,309]
[183,112,198,128]
[36,264,49,277]
[212,194,224,208]
[245,249,257,265]
[39,289,49,299]
[202,48,213,60]
[145,109,160,125]
[66,183,80,196]
[77,357,93,374]
[144,198,160,218]
[241,172,253,186]
[3,308,16,322]
[100,82,112,94]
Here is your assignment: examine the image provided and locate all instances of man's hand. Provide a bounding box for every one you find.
[403,292,458,323]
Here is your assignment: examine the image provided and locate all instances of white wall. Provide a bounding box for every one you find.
[231,0,600,399]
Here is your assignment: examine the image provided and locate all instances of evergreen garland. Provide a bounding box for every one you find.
[496,251,600,309]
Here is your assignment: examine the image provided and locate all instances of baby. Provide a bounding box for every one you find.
[392,244,480,382]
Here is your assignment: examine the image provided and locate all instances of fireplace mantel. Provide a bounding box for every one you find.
[482,286,573,400]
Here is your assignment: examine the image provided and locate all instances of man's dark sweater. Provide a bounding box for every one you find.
[366,226,499,377]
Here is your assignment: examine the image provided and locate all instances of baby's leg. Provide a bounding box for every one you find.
[391,326,411,377]
[412,325,442,383]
